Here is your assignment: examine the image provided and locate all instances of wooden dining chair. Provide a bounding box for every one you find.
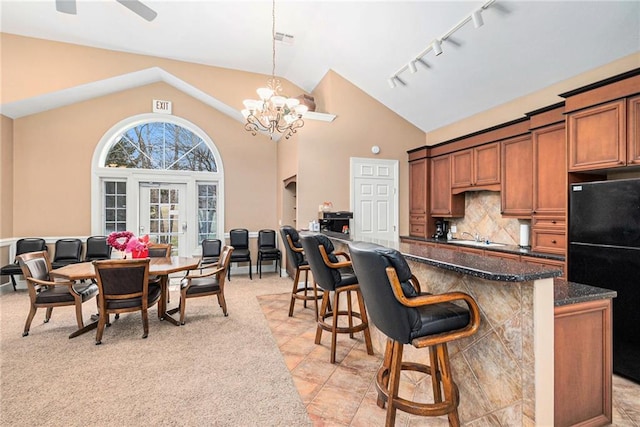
[173,245,234,325]
[92,258,161,345]
[17,251,98,337]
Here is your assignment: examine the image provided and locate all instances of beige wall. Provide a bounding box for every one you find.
[296,71,425,232]
[427,52,640,145]
[11,82,278,236]
[1,114,13,239]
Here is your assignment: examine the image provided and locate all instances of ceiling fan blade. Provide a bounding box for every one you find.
[115,0,157,22]
[55,0,77,15]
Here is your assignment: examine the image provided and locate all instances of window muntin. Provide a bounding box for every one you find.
[105,122,217,172]
[197,184,218,242]
[104,181,127,234]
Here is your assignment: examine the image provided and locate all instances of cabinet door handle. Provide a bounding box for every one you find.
[551,220,557,224]
[551,240,557,244]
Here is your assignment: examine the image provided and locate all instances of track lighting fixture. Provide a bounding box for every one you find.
[471,9,484,28]
[432,39,443,56]
[387,0,495,88]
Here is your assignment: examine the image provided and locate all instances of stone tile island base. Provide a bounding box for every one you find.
[328,237,558,426]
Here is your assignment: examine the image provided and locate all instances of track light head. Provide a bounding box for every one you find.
[388,77,397,89]
[432,39,443,56]
[471,10,484,28]
[408,61,418,74]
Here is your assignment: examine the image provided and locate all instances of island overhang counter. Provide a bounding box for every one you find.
[322,233,569,426]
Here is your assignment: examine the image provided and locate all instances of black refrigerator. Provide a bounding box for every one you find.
[568,178,640,383]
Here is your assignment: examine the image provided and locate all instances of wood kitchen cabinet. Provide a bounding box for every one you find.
[409,154,428,237]
[430,155,465,217]
[567,99,627,171]
[628,94,640,165]
[532,122,567,255]
[555,298,612,426]
[451,142,500,193]
[501,135,533,217]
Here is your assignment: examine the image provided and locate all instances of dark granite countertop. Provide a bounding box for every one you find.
[322,231,562,282]
[400,235,565,261]
[320,231,615,305]
[554,278,617,306]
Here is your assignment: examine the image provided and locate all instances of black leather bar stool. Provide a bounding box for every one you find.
[280,226,320,317]
[349,241,481,427]
[300,234,373,364]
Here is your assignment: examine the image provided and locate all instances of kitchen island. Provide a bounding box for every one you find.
[322,232,615,426]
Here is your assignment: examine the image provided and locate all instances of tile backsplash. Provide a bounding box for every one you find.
[446,191,529,245]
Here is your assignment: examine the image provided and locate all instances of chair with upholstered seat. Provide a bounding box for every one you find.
[280,226,320,317]
[92,258,161,345]
[349,241,481,426]
[51,238,83,269]
[256,229,281,278]
[1,238,47,291]
[299,234,373,364]
[84,236,112,262]
[172,245,234,325]
[200,239,222,268]
[227,228,251,280]
[17,251,98,337]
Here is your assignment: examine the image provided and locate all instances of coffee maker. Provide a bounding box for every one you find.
[433,219,449,240]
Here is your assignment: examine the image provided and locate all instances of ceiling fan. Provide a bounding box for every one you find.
[56,0,157,22]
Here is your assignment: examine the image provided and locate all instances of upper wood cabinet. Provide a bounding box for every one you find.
[533,122,567,216]
[501,135,533,217]
[628,94,640,165]
[430,155,464,217]
[567,99,627,171]
[409,156,428,237]
[451,142,500,193]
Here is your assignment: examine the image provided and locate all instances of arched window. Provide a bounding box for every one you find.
[92,114,224,257]
[105,122,217,171]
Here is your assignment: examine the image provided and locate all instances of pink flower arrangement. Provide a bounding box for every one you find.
[107,231,150,257]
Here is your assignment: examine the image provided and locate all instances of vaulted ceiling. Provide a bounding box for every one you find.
[1,1,639,133]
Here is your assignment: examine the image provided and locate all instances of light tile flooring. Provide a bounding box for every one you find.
[258,291,640,426]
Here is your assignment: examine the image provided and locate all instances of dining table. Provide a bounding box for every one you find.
[50,256,201,336]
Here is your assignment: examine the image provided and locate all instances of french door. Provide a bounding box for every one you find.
[139,182,187,256]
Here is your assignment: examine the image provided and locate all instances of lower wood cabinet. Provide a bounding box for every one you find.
[555,298,613,427]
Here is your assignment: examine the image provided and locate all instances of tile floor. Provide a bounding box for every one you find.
[258,291,640,427]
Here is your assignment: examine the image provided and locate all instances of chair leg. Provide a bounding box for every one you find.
[346,290,354,339]
[377,339,394,408]
[10,275,18,291]
[437,343,460,426]
[429,346,443,403]
[227,263,232,281]
[22,306,37,336]
[330,289,341,364]
[315,289,331,345]
[44,307,53,323]
[217,293,228,316]
[288,267,302,317]
[356,288,374,355]
[386,340,404,427]
[141,308,149,339]
[95,311,107,345]
[248,259,252,279]
[179,293,187,325]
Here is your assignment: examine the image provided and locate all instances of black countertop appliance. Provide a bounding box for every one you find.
[320,211,353,234]
[568,178,640,383]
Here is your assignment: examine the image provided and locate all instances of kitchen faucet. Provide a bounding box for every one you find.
[460,231,481,242]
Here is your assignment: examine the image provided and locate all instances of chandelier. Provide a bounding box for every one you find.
[241,0,307,140]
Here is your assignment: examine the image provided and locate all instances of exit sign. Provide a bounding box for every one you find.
[153,99,172,114]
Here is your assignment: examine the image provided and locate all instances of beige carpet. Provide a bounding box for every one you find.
[0,273,311,426]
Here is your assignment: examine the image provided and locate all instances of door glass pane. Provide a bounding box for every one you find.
[104,180,126,234]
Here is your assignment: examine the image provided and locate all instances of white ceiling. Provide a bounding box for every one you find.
[1,1,639,133]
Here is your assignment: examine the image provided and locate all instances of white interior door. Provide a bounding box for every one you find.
[139,182,187,255]
[351,158,398,241]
